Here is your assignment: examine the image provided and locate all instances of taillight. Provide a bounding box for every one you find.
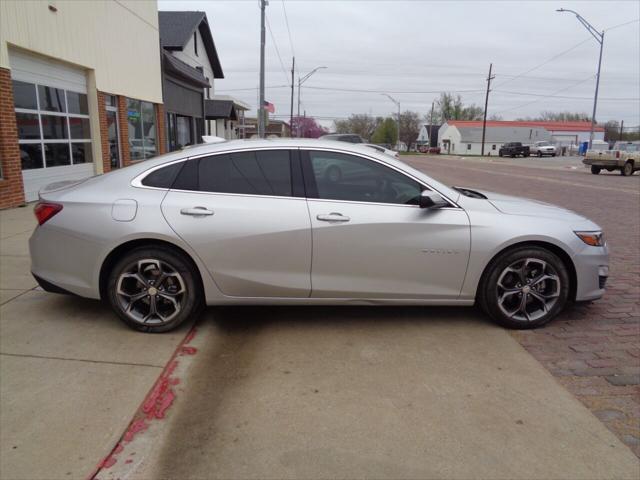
[34,202,63,225]
[616,151,620,159]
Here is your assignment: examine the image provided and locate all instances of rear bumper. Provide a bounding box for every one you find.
[583,158,620,167]
[32,273,76,296]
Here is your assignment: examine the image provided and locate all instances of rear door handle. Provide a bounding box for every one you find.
[180,207,214,216]
[316,212,350,223]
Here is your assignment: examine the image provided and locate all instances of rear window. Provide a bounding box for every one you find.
[141,162,183,188]
[171,150,293,197]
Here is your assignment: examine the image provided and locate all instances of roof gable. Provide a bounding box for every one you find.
[159,11,224,78]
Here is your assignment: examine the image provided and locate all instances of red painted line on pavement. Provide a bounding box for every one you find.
[87,326,199,479]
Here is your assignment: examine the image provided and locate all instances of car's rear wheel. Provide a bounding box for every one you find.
[621,161,634,176]
[537,151,542,157]
[107,246,203,332]
[478,247,570,329]
[591,165,601,174]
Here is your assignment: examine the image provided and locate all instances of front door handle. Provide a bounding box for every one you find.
[180,207,214,216]
[316,212,350,223]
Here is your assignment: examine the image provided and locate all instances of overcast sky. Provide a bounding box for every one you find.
[159,0,640,128]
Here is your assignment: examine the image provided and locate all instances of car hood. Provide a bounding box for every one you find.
[475,189,588,221]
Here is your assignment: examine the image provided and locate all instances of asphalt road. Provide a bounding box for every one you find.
[123,156,639,479]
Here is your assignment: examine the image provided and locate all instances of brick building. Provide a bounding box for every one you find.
[0,0,165,208]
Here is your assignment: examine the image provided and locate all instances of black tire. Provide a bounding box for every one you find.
[591,165,601,175]
[523,153,529,157]
[106,246,203,332]
[537,151,542,157]
[621,161,634,176]
[477,247,570,329]
[511,154,516,158]
[498,151,503,157]
[551,153,556,157]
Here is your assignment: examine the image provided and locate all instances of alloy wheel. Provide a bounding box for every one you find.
[496,258,561,322]
[116,259,186,325]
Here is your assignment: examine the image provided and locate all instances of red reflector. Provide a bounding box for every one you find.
[616,151,620,159]
[34,202,63,225]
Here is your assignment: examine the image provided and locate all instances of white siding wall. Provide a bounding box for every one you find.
[0,0,162,103]
[438,124,461,154]
[173,27,217,136]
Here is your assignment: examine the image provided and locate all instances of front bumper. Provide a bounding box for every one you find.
[573,244,609,302]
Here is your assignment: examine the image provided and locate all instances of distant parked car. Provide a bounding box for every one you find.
[584,141,640,176]
[499,142,530,158]
[320,133,365,144]
[418,145,441,154]
[530,141,557,157]
[364,143,399,159]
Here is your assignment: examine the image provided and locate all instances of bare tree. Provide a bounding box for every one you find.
[333,114,381,140]
[398,110,422,149]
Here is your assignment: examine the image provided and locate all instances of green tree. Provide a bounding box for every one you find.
[371,117,397,145]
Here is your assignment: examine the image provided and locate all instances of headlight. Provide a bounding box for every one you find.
[575,231,605,246]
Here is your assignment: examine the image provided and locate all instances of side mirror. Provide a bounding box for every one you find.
[419,191,448,209]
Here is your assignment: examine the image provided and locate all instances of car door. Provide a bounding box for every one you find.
[161,148,312,298]
[302,149,470,299]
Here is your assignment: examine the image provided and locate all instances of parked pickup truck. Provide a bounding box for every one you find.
[530,141,557,157]
[584,141,640,176]
[498,142,530,158]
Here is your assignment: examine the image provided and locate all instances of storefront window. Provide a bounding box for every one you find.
[12,80,91,170]
[127,98,157,161]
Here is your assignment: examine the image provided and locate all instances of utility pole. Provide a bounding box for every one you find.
[481,63,494,157]
[557,8,604,149]
[619,120,624,142]
[429,101,435,148]
[289,56,295,137]
[382,93,401,150]
[258,0,267,138]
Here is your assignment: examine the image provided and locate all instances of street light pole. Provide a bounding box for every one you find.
[296,66,327,137]
[258,0,267,139]
[382,94,400,150]
[557,8,604,149]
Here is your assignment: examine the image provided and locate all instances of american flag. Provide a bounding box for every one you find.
[263,101,275,113]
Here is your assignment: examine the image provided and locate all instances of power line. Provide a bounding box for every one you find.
[493,90,639,101]
[281,0,296,58]
[304,86,485,94]
[494,75,596,115]
[493,37,593,89]
[605,18,640,31]
[265,14,291,86]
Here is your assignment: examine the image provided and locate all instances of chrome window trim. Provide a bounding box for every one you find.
[131,145,461,209]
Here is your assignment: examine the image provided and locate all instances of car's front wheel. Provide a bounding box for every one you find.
[591,165,601,174]
[106,246,203,332]
[621,161,634,176]
[478,247,570,329]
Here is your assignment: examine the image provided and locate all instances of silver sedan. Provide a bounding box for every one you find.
[29,139,608,332]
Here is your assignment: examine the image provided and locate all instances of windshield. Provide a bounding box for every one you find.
[537,142,551,146]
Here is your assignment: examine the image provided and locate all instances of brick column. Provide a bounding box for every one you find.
[97,91,111,173]
[156,103,166,155]
[0,68,26,209]
[117,96,131,167]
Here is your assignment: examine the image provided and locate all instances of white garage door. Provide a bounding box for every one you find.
[10,50,95,201]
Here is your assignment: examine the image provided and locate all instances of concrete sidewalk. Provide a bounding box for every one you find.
[0,206,192,479]
[126,308,640,480]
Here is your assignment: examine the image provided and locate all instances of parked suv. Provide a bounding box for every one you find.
[499,142,530,158]
[320,133,365,144]
[530,141,557,157]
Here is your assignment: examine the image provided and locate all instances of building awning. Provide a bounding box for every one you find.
[205,99,237,120]
[162,51,210,88]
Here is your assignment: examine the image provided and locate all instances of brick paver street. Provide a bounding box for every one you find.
[405,154,640,456]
